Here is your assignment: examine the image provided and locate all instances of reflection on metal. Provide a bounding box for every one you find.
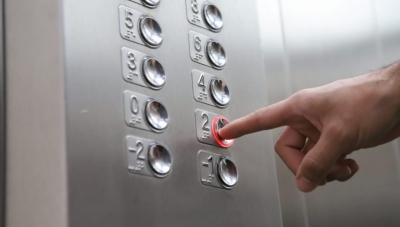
[142,57,166,89]
[217,157,238,189]
[139,15,163,48]
[145,99,169,131]
[141,0,161,8]
[210,78,230,107]
[203,2,223,32]
[147,143,172,177]
[206,40,226,69]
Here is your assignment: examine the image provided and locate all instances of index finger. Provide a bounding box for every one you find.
[219,100,293,139]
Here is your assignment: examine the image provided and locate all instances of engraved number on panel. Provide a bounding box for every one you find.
[128,140,146,172]
[122,48,156,89]
[202,113,210,132]
[199,150,234,189]
[129,95,142,126]
[195,110,219,146]
[127,52,137,70]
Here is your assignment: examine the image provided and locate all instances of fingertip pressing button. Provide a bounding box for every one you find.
[212,116,234,148]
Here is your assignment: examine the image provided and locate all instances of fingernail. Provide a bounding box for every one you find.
[297,177,318,192]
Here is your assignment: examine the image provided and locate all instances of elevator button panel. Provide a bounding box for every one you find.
[198,150,238,189]
[189,31,227,69]
[119,5,163,48]
[186,0,223,32]
[192,70,230,108]
[195,110,234,148]
[124,90,169,133]
[129,0,161,9]
[121,47,166,89]
[127,136,172,178]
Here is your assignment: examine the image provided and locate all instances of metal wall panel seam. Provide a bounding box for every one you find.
[0,0,5,225]
[277,0,310,226]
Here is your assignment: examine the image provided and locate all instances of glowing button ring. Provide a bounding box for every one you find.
[211,116,234,148]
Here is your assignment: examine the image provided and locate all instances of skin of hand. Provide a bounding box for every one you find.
[218,62,400,192]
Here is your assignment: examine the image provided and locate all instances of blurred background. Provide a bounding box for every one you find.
[257,0,400,226]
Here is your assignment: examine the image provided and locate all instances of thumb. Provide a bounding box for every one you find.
[296,129,349,192]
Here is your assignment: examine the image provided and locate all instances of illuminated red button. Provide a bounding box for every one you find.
[211,116,234,148]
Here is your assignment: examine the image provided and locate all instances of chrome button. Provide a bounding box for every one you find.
[145,99,169,131]
[148,144,172,176]
[141,0,161,8]
[139,16,163,48]
[215,118,233,145]
[210,78,230,107]
[206,40,226,69]
[217,157,238,189]
[142,57,166,89]
[203,3,223,32]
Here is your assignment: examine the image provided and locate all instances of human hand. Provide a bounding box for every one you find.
[219,63,400,192]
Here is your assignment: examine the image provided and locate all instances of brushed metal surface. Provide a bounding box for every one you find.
[189,30,225,69]
[192,70,224,107]
[198,150,234,189]
[5,0,68,226]
[121,47,166,89]
[63,0,282,226]
[119,5,163,48]
[195,109,221,147]
[185,0,223,32]
[258,0,400,227]
[126,135,172,177]
[124,90,169,132]
[0,0,4,225]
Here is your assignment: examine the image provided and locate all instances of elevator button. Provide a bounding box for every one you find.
[142,57,166,89]
[203,3,223,32]
[206,40,226,69]
[148,143,172,176]
[141,0,161,8]
[139,16,163,48]
[145,99,169,131]
[212,116,234,148]
[217,157,238,189]
[210,78,230,107]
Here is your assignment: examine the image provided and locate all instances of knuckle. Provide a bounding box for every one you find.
[301,156,328,182]
[290,89,314,112]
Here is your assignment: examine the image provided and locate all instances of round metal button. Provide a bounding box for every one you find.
[141,0,161,8]
[139,16,163,48]
[148,143,172,177]
[145,99,169,131]
[142,57,166,89]
[211,116,234,148]
[210,78,230,107]
[206,40,226,69]
[217,157,238,189]
[203,3,223,32]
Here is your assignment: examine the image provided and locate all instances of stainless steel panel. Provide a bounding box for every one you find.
[260,0,400,226]
[121,47,166,89]
[126,135,172,177]
[0,0,4,225]
[5,0,68,226]
[198,150,235,189]
[185,0,223,32]
[63,0,282,227]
